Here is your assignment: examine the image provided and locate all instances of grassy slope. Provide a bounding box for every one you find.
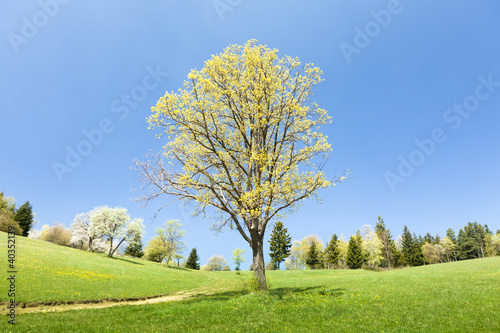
[2,234,500,332]
[0,234,234,303]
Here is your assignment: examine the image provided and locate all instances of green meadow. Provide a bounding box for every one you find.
[2,235,499,332]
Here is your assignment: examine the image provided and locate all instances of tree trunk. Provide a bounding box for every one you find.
[109,237,126,258]
[88,237,93,252]
[251,235,267,290]
[108,237,114,257]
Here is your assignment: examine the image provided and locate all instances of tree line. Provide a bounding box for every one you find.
[267,217,500,270]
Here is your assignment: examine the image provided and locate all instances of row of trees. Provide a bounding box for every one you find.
[267,217,500,270]
[27,206,145,259]
[0,191,34,236]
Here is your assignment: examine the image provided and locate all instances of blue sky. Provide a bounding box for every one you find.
[1,0,499,269]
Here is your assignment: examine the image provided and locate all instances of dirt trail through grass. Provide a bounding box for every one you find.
[3,289,213,314]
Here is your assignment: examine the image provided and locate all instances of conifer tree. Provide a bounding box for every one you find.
[14,201,34,237]
[324,234,341,269]
[446,228,456,243]
[346,234,364,269]
[305,242,320,269]
[268,221,292,270]
[401,225,413,266]
[412,234,424,266]
[186,247,200,270]
[375,216,394,268]
[125,241,144,258]
[457,222,486,259]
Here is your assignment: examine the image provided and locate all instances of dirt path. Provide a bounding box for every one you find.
[4,289,210,314]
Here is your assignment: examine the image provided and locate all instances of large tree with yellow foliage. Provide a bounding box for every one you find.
[134,40,344,290]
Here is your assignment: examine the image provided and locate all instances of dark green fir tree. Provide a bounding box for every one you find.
[14,201,34,237]
[186,247,200,270]
[324,234,341,269]
[305,242,320,269]
[346,234,364,269]
[268,221,292,270]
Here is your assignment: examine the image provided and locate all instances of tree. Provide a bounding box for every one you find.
[145,237,169,263]
[14,201,34,237]
[134,40,345,290]
[485,233,500,257]
[362,227,383,269]
[446,228,456,243]
[336,237,349,269]
[375,216,395,268]
[268,221,292,270]
[71,212,102,252]
[204,255,228,271]
[412,234,424,266]
[172,253,184,266]
[305,242,320,269]
[186,248,200,270]
[284,240,303,270]
[298,235,324,265]
[232,247,245,271]
[125,241,144,258]
[440,236,457,262]
[324,234,341,269]
[0,192,22,235]
[422,243,443,264]
[346,235,364,269]
[90,206,144,258]
[423,233,434,244]
[39,224,50,239]
[457,222,486,260]
[42,224,72,246]
[401,226,413,266]
[155,220,186,266]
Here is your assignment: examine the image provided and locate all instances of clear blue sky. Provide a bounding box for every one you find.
[1,1,499,269]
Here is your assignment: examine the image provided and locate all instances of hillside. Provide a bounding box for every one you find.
[0,233,231,303]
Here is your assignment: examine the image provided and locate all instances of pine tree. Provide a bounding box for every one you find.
[14,201,34,237]
[412,234,424,266]
[186,247,200,270]
[125,242,144,258]
[375,216,394,268]
[346,235,364,269]
[125,241,144,258]
[446,228,456,243]
[268,221,292,270]
[457,222,486,259]
[401,225,413,266]
[305,242,320,269]
[434,234,441,245]
[324,234,341,269]
[423,233,434,244]
[391,240,402,267]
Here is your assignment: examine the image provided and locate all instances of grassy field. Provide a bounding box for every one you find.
[0,235,234,303]
[2,234,500,332]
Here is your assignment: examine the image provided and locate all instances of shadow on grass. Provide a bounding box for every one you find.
[113,257,145,266]
[185,286,346,304]
[166,266,190,271]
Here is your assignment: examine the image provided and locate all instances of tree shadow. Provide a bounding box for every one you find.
[185,286,346,303]
[166,266,190,271]
[269,286,345,299]
[114,257,145,266]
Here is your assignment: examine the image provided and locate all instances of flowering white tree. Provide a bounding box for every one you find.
[90,206,145,258]
[27,229,40,239]
[70,213,97,250]
[204,255,228,271]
